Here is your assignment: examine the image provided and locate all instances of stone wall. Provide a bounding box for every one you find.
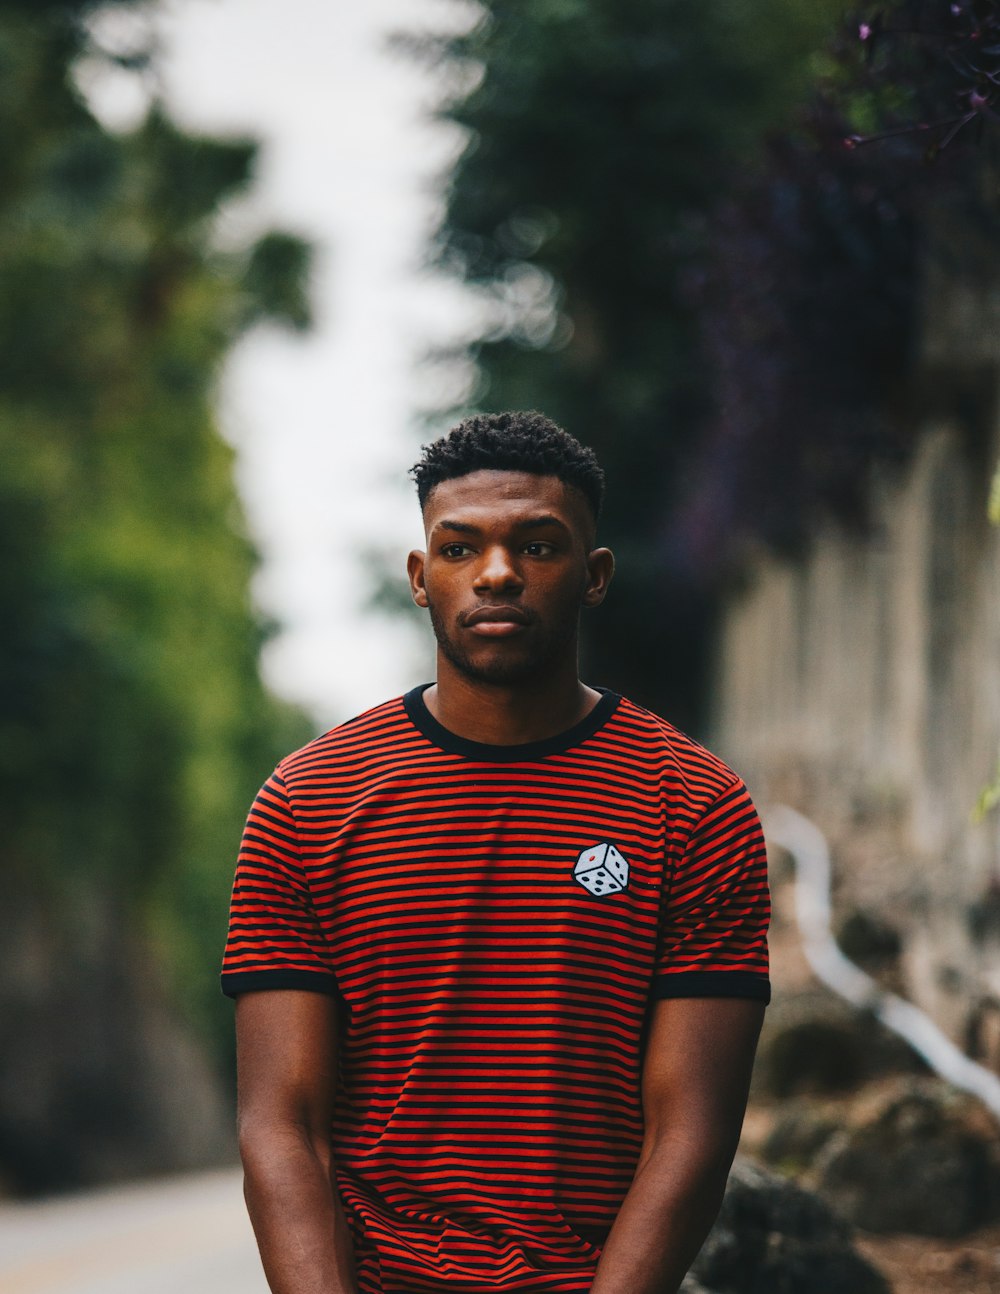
[712,273,1000,1066]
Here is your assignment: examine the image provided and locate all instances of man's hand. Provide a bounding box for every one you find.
[588,996,765,1294]
[236,990,359,1294]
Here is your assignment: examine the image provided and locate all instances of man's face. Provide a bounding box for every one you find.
[407,470,613,687]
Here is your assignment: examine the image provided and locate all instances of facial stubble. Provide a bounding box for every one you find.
[426,596,583,686]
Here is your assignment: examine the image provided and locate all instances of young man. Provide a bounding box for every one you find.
[223,411,770,1294]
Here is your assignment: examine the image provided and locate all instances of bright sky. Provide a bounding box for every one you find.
[84,0,483,727]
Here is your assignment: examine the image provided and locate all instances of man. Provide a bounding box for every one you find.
[222,411,770,1294]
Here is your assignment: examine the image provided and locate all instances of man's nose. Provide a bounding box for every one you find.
[473,544,523,592]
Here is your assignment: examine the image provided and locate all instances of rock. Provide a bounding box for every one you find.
[679,1278,714,1294]
[835,910,902,975]
[685,1158,889,1294]
[813,1078,1000,1237]
[757,1018,867,1095]
[754,989,926,1098]
[760,1099,840,1172]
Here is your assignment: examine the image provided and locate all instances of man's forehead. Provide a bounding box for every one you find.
[423,470,588,525]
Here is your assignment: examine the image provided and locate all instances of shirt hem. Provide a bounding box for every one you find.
[653,970,771,1003]
[220,968,341,999]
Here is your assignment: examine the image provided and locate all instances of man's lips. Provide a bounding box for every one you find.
[462,606,533,636]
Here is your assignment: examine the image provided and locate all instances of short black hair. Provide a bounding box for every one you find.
[411,411,605,522]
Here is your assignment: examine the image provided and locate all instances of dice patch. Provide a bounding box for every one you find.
[573,843,630,897]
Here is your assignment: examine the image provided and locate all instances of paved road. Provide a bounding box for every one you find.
[0,1168,269,1294]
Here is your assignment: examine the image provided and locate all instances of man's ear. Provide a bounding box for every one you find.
[582,547,614,608]
[407,549,429,608]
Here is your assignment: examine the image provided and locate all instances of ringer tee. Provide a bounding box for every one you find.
[222,687,770,1294]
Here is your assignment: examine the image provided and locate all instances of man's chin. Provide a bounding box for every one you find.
[442,647,541,687]
[460,663,540,687]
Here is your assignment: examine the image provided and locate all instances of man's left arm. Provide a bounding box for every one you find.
[589,994,765,1294]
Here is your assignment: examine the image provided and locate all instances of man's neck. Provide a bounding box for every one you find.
[424,662,602,747]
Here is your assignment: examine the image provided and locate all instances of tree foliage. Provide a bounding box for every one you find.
[847,0,1000,155]
[422,0,844,724]
[676,0,999,570]
[423,0,997,725]
[0,0,312,1139]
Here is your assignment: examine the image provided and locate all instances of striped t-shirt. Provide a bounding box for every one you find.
[222,686,770,1294]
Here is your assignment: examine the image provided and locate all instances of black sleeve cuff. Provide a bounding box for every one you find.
[221,969,341,1000]
[653,970,771,1004]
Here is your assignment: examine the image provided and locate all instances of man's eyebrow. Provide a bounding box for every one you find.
[434,519,480,535]
[433,515,572,534]
[517,514,571,533]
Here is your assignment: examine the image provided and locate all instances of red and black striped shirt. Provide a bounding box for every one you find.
[222,686,770,1293]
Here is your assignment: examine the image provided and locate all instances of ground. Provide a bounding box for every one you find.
[855,1225,1000,1294]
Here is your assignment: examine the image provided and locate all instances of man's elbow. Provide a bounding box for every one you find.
[237,1108,334,1183]
[637,1120,741,1216]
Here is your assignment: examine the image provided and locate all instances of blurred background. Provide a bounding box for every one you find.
[2,1,999,1291]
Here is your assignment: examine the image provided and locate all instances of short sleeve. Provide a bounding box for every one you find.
[654,777,771,1003]
[220,771,339,999]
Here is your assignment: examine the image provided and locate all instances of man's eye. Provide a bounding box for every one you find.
[441,543,471,557]
[523,542,554,556]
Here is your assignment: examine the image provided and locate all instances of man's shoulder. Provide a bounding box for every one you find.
[274,692,414,784]
[612,694,745,806]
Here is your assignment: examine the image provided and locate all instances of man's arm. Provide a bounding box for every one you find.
[589,996,765,1294]
[236,990,359,1294]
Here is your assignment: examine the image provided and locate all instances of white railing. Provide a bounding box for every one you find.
[765,803,1000,1119]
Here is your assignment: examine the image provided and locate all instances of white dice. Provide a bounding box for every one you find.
[573,843,630,897]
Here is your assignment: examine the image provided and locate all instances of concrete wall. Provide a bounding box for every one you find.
[712,340,1000,1066]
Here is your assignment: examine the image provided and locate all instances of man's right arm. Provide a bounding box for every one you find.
[236,989,359,1294]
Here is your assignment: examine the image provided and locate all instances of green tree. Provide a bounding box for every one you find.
[422,0,845,727]
[0,0,313,1190]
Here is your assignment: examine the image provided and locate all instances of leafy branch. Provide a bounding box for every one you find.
[845,0,1000,157]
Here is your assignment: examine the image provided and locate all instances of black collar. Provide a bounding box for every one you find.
[402,684,621,762]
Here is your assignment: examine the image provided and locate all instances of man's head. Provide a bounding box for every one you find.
[410,410,605,539]
[407,412,613,688]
